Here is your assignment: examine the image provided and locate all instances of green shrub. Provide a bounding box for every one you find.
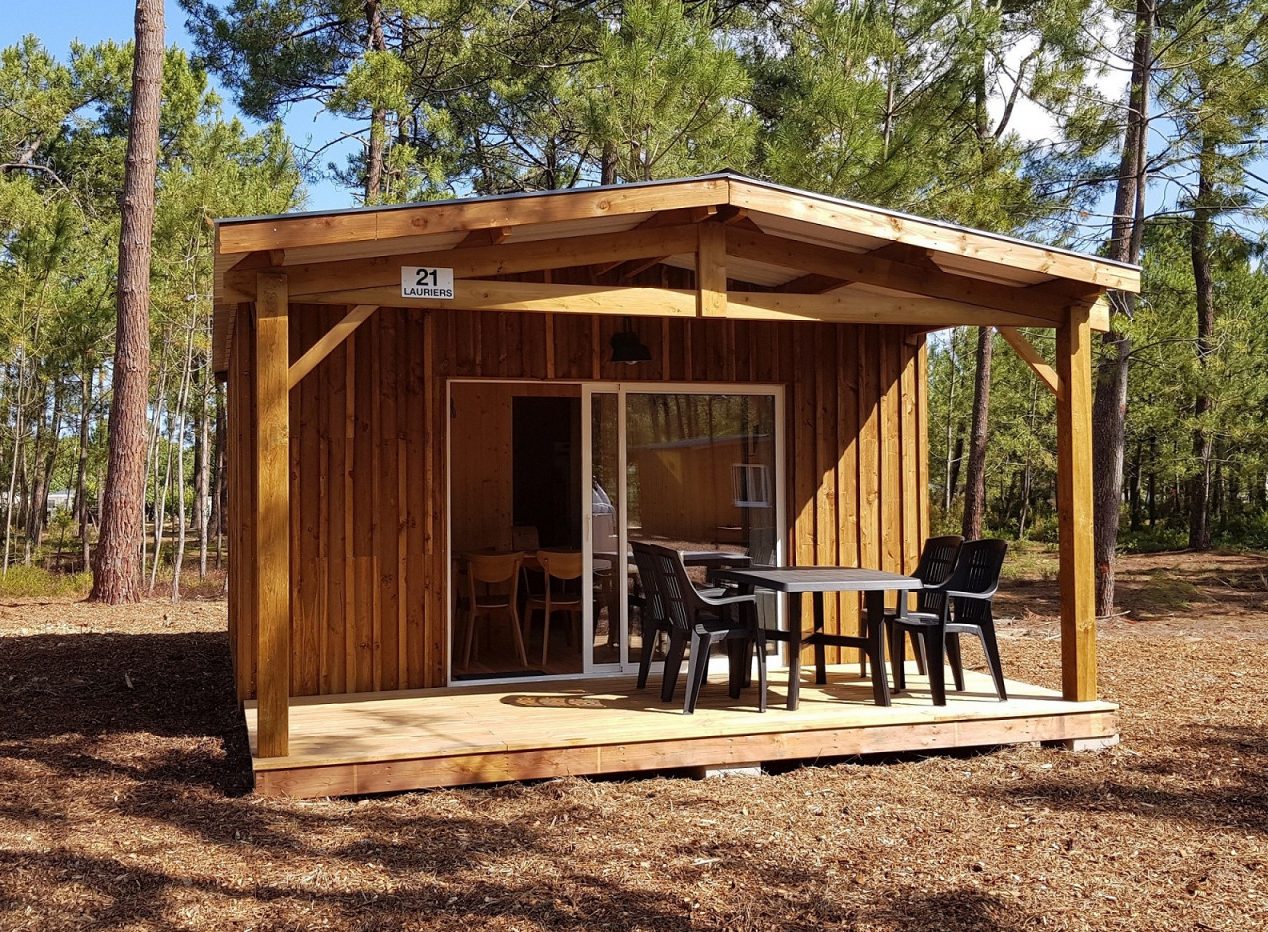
[1117,525,1187,553]
[0,565,93,598]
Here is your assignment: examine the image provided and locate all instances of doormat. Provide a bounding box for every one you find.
[453,670,548,681]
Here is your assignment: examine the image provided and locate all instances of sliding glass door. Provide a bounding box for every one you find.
[582,384,783,676]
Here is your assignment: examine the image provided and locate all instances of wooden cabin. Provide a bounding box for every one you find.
[213,173,1138,797]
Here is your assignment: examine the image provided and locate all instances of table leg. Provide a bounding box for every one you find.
[726,637,744,699]
[787,591,802,711]
[813,592,827,685]
[865,590,891,707]
[889,587,908,690]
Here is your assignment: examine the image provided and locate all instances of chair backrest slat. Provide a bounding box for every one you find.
[641,542,699,632]
[945,538,1008,623]
[467,551,522,605]
[913,535,963,614]
[632,541,665,629]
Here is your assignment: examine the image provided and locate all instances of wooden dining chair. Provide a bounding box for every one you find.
[463,551,528,669]
[525,549,584,666]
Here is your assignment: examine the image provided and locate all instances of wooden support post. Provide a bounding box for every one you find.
[1056,302,1096,701]
[255,271,291,757]
[697,223,727,317]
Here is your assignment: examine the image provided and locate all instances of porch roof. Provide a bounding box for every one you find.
[212,172,1140,374]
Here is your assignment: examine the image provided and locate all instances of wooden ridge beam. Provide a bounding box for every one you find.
[727,228,1069,323]
[232,223,703,299]
[999,327,1060,398]
[288,304,379,390]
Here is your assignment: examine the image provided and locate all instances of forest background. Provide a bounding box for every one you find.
[1,0,1264,611]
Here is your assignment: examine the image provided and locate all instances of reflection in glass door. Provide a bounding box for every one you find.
[584,385,783,676]
[624,392,780,669]
[586,391,623,669]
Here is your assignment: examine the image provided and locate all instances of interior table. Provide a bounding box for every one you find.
[709,566,923,710]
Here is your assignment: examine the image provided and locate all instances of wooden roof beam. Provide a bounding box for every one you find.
[727,228,1072,326]
[727,178,1141,292]
[593,205,718,275]
[726,290,1054,328]
[233,223,703,299]
[999,327,1060,398]
[288,304,379,390]
[777,273,850,294]
[218,176,729,255]
[293,279,1053,328]
[457,225,512,247]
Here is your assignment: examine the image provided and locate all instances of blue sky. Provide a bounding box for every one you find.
[5,1,353,211]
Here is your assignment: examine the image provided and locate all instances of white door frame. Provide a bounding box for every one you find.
[446,378,786,686]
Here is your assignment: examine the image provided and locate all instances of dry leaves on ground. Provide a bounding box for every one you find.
[1,552,1266,930]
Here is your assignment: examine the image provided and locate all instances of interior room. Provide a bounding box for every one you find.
[449,380,781,682]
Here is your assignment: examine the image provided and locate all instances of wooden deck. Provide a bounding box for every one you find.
[244,664,1119,798]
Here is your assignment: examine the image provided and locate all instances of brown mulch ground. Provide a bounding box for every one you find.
[1,552,1266,931]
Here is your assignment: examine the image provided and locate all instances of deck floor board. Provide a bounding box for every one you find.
[244,664,1118,796]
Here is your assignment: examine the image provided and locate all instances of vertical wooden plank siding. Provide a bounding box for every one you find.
[225,311,929,699]
[836,327,861,655]
[814,324,840,655]
[254,272,290,757]
[1056,305,1097,701]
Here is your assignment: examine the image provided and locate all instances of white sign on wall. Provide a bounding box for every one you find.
[401,266,455,299]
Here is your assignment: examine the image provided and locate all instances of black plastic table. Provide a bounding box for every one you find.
[710,566,923,710]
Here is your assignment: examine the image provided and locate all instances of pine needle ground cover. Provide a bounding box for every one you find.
[1,552,1265,931]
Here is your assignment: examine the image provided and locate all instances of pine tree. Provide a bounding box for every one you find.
[91,0,165,604]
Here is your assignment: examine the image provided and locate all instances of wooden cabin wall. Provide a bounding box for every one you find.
[226,304,930,701]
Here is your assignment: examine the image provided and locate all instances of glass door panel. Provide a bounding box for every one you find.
[624,392,780,668]
[586,390,624,668]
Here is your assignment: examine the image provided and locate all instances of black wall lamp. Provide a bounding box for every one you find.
[610,316,652,365]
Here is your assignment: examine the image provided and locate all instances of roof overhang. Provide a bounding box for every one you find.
[213,173,1140,375]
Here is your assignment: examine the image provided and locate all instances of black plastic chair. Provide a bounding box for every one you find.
[882,535,963,676]
[890,538,1008,705]
[631,541,727,695]
[637,542,767,714]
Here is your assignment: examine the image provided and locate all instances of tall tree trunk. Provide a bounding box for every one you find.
[1188,139,1217,551]
[25,386,63,562]
[76,366,92,571]
[211,382,226,570]
[600,141,617,186]
[195,361,211,579]
[91,0,163,604]
[364,0,386,203]
[961,326,993,539]
[1091,0,1152,616]
[961,1,996,542]
[168,321,196,600]
[3,357,27,577]
[1128,439,1143,531]
[943,329,960,512]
